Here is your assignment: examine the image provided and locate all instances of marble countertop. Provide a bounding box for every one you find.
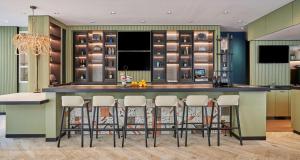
[0,93,49,105]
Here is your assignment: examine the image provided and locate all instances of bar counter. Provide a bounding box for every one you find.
[42,84,270,93]
[5,84,269,141]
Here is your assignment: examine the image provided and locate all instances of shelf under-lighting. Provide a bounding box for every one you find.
[194,63,213,66]
[153,44,165,47]
[88,42,103,46]
[75,56,87,59]
[194,42,213,45]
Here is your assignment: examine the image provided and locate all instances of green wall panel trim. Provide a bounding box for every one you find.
[249,40,300,86]
[293,0,300,25]
[0,26,18,113]
[265,3,293,34]
[247,0,300,40]
[65,25,220,83]
[247,17,267,41]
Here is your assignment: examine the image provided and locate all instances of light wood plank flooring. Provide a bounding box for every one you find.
[1,116,300,160]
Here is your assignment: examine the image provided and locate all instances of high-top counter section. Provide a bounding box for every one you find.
[38,84,269,141]
[42,84,270,93]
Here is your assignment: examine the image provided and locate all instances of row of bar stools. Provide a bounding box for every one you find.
[122,96,148,147]
[57,96,92,147]
[209,95,243,146]
[154,95,180,147]
[90,96,120,147]
[181,95,210,146]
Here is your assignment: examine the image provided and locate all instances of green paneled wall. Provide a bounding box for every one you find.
[250,41,300,86]
[247,0,300,40]
[0,27,18,112]
[66,25,220,82]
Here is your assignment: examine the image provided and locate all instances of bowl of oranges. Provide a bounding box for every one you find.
[131,80,147,88]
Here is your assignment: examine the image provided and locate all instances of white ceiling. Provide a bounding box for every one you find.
[0,0,294,31]
[257,24,300,40]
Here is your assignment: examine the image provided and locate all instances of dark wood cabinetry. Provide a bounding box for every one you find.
[73,30,215,84]
[73,31,117,84]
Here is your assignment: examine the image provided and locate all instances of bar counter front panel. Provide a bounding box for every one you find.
[38,84,268,141]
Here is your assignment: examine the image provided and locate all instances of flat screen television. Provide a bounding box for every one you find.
[118,32,150,51]
[118,52,150,70]
[259,45,289,63]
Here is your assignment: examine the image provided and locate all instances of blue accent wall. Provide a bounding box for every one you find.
[221,32,248,84]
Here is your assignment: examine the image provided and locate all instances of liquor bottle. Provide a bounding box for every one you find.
[185,46,189,55]
[157,73,161,80]
[156,61,160,67]
[108,47,112,55]
[80,73,86,80]
[111,47,115,55]
[50,55,53,62]
[81,49,85,56]
[108,71,113,79]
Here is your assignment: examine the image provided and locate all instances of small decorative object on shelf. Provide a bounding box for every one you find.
[152,31,166,83]
[216,33,233,87]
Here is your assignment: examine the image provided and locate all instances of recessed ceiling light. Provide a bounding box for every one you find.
[223,10,229,15]
[240,26,245,30]
[237,19,243,23]
[140,20,146,23]
[167,10,172,14]
[110,11,116,15]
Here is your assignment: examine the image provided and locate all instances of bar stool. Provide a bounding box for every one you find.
[181,95,210,146]
[57,96,92,148]
[90,96,120,147]
[209,95,243,146]
[122,95,148,147]
[154,95,179,147]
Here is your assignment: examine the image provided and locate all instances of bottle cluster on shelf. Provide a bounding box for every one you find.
[49,23,62,85]
[152,30,214,83]
[74,31,117,83]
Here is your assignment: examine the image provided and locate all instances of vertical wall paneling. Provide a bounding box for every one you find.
[0,27,18,112]
[249,40,300,86]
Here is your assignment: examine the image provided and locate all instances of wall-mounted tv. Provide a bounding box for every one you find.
[118,52,150,71]
[118,32,150,51]
[258,45,289,63]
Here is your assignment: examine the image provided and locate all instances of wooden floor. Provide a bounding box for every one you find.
[267,119,293,132]
[1,116,300,160]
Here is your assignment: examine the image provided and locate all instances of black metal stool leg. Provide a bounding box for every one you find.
[67,107,71,139]
[115,104,120,139]
[204,106,211,146]
[208,105,215,146]
[217,105,220,146]
[90,106,96,147]
[201,107,205,138]
[181,104,186,138]
[96,107,99,139]
[154,106,158,147]
[174,106,180,147]
[57,106,65,148]
[112,105,116,147]
[229,106,233,137]
[144,106,148,147]
[153,107,156,139]
[81,107,84,147]
[86,105,92,140]
[122,106,128,147]
[236,106,243,146]
[185,105,189,146]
